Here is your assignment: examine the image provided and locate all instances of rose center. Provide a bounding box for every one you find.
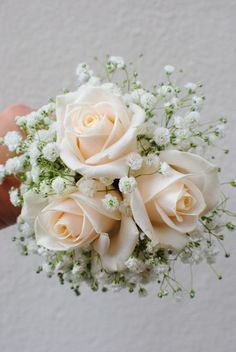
[83,114,100,128]
[177,190,193,211]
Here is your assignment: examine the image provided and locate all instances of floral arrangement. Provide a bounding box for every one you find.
[1,56,235,299]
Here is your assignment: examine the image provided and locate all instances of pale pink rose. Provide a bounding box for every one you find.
[56,86,145,178]
[130,150,220,249]
[23,190,138,271]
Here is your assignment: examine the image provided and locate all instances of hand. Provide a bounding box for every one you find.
[0,105,32,229]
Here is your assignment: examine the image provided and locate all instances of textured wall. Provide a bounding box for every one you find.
[0,1,236,351]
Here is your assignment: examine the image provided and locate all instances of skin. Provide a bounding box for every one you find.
[0,105,32,229]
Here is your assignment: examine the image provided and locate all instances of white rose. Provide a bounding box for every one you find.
[130,150,220,250]
[56,86,145,178]
[22,189,139,272]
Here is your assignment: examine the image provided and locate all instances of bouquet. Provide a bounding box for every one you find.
[1,56,235,299]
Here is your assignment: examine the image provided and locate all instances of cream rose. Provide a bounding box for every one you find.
[130,150,220,249]
[56,86,145,178]
[22,190,139,271]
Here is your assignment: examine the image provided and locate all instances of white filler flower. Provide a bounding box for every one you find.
[99,176,114,186]
[164,65,175,74]
[185,111,200,126]
[109,56,125,69]
[125,257,146,273]
[102,194,119,212]
[140,92,157,110]
[51,177,65,194]
[119,176,137,194]
[153,127,170,146]
[127,152,143,170]
[5,157,23,174]
[42,142,59,162]
[4,131,22,151]
[144,153,160,167]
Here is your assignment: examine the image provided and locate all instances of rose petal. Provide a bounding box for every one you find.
[99,216,139,272]
[154,201,198,233]
[21,190,48,222]
[152,225,189,249]
[136,168,186,203]
[130,189,154,239]
[93,233,110,256]
[60,137,129,177]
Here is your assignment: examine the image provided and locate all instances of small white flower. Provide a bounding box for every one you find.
[175,128,191,141]
[87,76,101,86]
[42,142,59,162]
[26,111,40,128]
[204,244,220,264]
[173,115,185,128]
[146,242,154,253]
[99,176,114,186]
[185,82,197,93]
[5,157,23,175]
[0,165,6,185]
[78,178,97,197]
[133,79,142,89]
[144,153,160,168]
[192,96,203,109]
[4,131,22,151]
[153,127,170,146]
[185,111,200,126]
[38,103,55,115]
[140,232,145,240]
[76,63,94,84]
[140,92,157,110]
[40,181,51,195]
[21,222,34,237]
[9,189,20,207]
[109,56,125,69]
[159,161,171,175]
[164,65,175,74]
[137,121,156,138]
[36,129,51,143]
[125,257,146,273]
[215,124,225,138]
[102,194,119,212]
[52,177,65,194]
[42,262,53,274]
[157,85,175,99]
[119,176,137,194]
[130,89,146,104]
[37,247,48,256]
[127,152,143,170]
[29,142,41,164]
[16,115,27,127]
[27,239,38,253]
[208,134,217,142]
[164,97,179,110]
[72,264,81,275]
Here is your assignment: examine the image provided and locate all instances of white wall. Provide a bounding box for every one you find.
[0,1,236,351]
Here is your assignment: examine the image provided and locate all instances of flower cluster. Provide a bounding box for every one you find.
[1,56,235,299]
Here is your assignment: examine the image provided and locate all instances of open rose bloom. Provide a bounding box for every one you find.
[4,58,233,298]
[57,86,145,178]
[131,150,219,250]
